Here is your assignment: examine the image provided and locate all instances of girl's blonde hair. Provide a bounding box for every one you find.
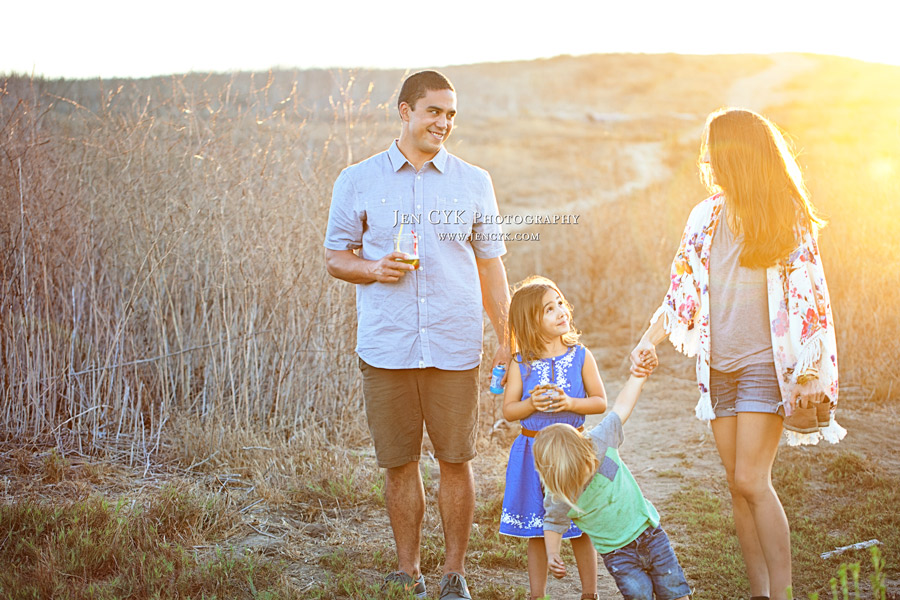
[533,423,598,513]
[507,275,579,365]
[699,108,826,269]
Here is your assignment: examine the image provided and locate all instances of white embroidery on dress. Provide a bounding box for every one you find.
[553,347,577,390]
[527,346,577,391]
[500,508,544,531]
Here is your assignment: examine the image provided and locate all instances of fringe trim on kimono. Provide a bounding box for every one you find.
[651,304,699,357]
[784,419,847,446]
[652,305,716,421]
[694,395,716,422]
[794,331,824,378]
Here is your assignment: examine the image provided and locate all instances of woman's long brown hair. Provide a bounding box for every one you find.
[699,108,826,268]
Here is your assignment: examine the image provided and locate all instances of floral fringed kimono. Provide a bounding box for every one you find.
[652,193,845,446]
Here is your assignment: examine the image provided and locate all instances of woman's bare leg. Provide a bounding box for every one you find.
[711,414,790,599]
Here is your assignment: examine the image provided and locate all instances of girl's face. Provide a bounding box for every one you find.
[539,288,570,341]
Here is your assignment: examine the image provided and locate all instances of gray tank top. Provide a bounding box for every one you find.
[709,209,774,372]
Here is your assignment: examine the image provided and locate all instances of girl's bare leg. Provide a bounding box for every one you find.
[527,537,549,599]
[570,533,598,597]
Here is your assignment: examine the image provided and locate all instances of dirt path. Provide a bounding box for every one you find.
[726,53,816,111]
[504,141,672,234]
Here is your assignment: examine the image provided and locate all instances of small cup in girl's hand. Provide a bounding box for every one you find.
[531,384,561,411]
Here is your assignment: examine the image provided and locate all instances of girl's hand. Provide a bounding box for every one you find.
[547,552,567,579]
[547,389,574,413]
[529,385,560,412]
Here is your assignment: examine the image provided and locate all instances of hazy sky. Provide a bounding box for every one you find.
[3,0,898,79]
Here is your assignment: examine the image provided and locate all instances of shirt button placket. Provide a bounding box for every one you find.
[415,169,430,369]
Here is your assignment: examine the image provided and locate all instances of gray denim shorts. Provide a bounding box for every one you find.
[710,361,784,418]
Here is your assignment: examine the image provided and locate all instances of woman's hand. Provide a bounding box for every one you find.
[792,378,826,410]
[630,341,658,377]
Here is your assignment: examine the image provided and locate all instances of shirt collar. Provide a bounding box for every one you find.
[431,146,448,173]
[387,140,448,174]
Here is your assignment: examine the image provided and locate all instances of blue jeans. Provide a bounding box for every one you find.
[601,525,691,600]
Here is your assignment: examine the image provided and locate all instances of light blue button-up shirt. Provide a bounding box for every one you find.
[324,141,506,370]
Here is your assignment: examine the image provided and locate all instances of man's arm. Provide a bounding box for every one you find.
[324,168,415,285]
[476,256,511,369]
[325,248,415,284]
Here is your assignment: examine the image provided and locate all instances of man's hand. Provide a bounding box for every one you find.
[547,552,567,579]
[368,252,416,283]
[491,345,511,386]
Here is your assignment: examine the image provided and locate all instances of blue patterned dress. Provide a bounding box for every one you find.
[500,344,586,538]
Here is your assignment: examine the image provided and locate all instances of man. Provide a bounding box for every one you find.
[324,70,510,600]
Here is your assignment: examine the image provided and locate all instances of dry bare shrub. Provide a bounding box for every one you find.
[768,57,900,401]
[0,71,394,467]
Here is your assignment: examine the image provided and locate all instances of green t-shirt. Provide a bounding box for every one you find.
[543,412,660,554]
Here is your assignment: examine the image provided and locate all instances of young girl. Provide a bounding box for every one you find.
[533,373,691,600]
[499,275,608,600]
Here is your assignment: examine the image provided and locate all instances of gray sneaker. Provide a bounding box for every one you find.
[383,571,427,598]
[439,572,471,600]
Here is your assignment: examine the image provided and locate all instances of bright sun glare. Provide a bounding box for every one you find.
[2,1,899,79]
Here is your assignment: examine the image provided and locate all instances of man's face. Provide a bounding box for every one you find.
[400,88,457,162]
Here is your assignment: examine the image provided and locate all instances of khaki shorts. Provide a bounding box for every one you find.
[358,358,480,469]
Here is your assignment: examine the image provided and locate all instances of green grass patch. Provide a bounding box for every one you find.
[469,493,528,570]
[777,449,900,598]
[312,547,417,600]
[664,486,749,598]
[306,570,418,600]
[657,469,684,479]
[663,448,898,599]
[479,581,530,599]
[0,485,291,600]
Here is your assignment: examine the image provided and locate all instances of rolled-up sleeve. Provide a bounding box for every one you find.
[589,412,625,450]
[471,171,506,259]
[543,494,572,535]
[324,169,363,251]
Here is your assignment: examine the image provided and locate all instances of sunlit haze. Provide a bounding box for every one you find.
[3,0,899,79]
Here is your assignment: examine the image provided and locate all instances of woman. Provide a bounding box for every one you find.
[631,108,844,600]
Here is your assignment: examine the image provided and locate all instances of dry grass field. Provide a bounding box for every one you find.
[1,53,899,599]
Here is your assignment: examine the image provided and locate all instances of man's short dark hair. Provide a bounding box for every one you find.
[397,70,455,111]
